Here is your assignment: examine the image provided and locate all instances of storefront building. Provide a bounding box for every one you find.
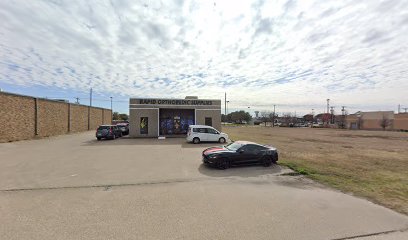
[129,96,221,137]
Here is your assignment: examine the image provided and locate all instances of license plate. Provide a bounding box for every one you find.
[97,133,102,136]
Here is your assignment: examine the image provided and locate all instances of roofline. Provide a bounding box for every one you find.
[129,97,221,101]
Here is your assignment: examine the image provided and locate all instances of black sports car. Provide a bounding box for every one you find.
[202,141,278,169]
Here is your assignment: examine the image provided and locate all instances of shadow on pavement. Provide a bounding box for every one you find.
[197,163,283,178]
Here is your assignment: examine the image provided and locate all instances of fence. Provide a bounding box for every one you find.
[0,91,112,142]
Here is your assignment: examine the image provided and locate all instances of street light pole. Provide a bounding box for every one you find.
[226,101,230,115]
[110,97,113,122]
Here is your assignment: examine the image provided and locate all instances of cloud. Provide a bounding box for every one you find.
[0,0,407,114]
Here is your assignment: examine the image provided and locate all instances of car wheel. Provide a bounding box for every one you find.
[97,137,101,141]
[218,158,230,170]
[193,137,200,144]
[219,137,226,143]
[272,152,278,163]
[262,156,273,167]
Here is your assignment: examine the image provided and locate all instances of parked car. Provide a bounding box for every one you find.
[202,141,278,169]
[96,125,122,140]
[186,125,229,144]
[312,122,323,128]
[116,123,129,135]
[294,123,308,127]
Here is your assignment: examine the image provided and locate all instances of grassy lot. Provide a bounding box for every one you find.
[223,126,408,215]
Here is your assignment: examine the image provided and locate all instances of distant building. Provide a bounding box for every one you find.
[394,113,408,130]
[346,111,396,130]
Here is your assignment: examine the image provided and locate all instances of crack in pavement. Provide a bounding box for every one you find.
[0,177,213,192]
[0,173,297,193]
[330,227,408,240]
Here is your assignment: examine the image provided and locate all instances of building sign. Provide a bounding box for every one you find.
[140,117,148,134]
[139,99,213,105]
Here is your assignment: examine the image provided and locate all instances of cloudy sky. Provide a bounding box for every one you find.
[1,0,407,114]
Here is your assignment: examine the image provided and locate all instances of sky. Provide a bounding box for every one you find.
[1,0,407,115]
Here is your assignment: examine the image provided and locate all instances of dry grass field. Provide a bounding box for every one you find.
[223,126,408,215]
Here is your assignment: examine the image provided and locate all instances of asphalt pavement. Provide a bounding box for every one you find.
[0,132,407,240]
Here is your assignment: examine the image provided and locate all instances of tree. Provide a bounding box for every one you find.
[229,110,252,124]
[112,112,129,121]
[112,112,120,120]
[260,111,270,126]
[119,113,129,121]
[337,115,346,129]
[379,114,391,130]
[221,114,231,122]
[268,112,276,127]
[357,116,364,130]
[281,113,296,127]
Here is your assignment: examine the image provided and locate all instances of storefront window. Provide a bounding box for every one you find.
[159,109,194,135]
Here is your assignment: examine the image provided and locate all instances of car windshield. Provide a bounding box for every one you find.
[225,142,243,151]
[97,126,110,130]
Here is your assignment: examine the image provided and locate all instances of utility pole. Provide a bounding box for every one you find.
[224,92,227,116]
[88,88,92,131]
[75,97,80,104]
[341,106,346,129]
[326,99,330,125]
[90,88,93,107]
[403,108,408,113]
[110,97,113,110]
[273,105,276,127]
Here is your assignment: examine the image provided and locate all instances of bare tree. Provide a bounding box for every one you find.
[379,114,391,130]
[337,115,346,129]
[357,117,364,130]
[281,113,295,127]
[260,111,270,126]
[268,112,276,127]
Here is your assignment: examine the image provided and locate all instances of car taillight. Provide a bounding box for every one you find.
[110,128,113,133]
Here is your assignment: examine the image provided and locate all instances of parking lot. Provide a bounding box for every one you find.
[1,132,407,240]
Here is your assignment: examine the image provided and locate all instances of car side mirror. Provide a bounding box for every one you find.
[239,149,244,154]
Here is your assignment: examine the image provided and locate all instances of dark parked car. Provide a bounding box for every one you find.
[116,123,129,135]
[202,141,278,169]
[96,125,122,140]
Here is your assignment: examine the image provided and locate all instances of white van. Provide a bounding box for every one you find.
[186,125,229,144]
